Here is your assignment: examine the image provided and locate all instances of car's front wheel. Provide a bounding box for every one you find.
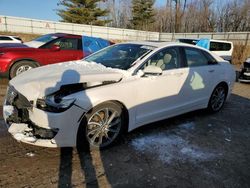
[77,102,126,151]
[207,84,227,112]
[10,60,38,79]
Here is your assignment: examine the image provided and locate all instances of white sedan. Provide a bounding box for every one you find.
[0,35,23,43]
[3,42,235,149]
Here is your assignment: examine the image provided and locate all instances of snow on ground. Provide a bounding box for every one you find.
[130,122,216,163]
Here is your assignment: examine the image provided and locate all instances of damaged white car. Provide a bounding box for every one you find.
[3,42,235,149]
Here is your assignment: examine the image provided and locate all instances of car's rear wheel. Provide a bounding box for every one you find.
[10,60,38,79]
[208,84,227,112]
[77,102,125,151]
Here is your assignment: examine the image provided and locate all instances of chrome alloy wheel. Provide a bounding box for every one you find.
[86,107,122,147]
[16,65,33,75]
[210,86,226,111]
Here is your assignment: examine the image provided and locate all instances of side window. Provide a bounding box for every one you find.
[53,38,78,50]
[14,37,23,42]
[210,42,231,51]
[143,47,180,71]
[83,39,100,53]
[0,36,12,41]
[78,39,83,50]
[184,48,210,67]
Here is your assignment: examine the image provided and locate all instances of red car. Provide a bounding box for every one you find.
[0,33,112,79]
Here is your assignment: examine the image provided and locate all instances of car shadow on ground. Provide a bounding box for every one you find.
[56,93,250,187]
[1,77,250,187]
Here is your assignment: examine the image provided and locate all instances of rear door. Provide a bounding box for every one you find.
[180,47,220,108]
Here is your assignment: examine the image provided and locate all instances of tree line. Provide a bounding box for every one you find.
[57,0,250,33]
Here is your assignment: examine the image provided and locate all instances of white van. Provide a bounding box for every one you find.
[177,38,234,63]
[209,39,233,63]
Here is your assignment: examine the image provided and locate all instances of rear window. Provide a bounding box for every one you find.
[209,42,231,51]
[0,36,12,41]
[178,39,198,45]
[14,37,22,42]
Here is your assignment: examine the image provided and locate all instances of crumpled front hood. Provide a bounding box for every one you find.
[10,60,126,100]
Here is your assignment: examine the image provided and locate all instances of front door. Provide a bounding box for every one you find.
[135,47,189,125]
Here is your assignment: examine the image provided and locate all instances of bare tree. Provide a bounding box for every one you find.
[102,0,250,33]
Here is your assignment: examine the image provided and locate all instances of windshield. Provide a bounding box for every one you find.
[84,43,155,70]
[32,34,58,43]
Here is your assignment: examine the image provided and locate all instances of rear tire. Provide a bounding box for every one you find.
[10,60,38,79]
[207,84,227,113]
[77,102,126,151]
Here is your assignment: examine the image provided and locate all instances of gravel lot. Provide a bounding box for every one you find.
[0,78,250,188]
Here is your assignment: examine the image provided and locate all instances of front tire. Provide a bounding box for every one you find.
[207,84,227,113]
[77,102,125,151]
[10,60,38,79]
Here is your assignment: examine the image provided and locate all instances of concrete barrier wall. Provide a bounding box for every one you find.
[0,15,249,44]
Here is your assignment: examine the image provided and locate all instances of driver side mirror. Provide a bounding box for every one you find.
[142,65,163,76]
[51,44,60,51]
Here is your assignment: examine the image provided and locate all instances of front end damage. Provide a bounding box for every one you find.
[3,61,125,147]
[3,85,85,147]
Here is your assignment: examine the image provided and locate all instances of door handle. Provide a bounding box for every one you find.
[208,70,215,73]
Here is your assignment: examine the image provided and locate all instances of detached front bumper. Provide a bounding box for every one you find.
[3,87,86,147]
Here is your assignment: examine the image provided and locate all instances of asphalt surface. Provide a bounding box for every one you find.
[0,79,250,188]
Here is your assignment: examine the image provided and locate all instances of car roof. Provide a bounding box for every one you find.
[210,39,233,44]
[177,38,233,44]
[50,33,82,38]
[0,35,20,38]
[121,41,198,48]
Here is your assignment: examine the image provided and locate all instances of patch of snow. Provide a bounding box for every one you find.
[23,136,37,143]
[131,132,215,164]
[3,105,15,117]
[8,123,37,143]
[225,138,231,142]
[8,123,28,134]
[177,122,195,130]
[208,124,212,127]
[58,60,129,76]
[13,133,25,141]
[26,152,35,157]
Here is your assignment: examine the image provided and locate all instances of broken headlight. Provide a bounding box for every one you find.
[36,83,88,112]
[37,95,75,113]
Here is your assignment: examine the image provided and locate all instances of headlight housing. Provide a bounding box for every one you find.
[36,83,87,112]
[37,95,75,113]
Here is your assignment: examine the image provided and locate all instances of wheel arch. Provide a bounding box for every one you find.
[85,100,129,132]
[76,99,129,150]
[10,58,41,68]
[8,58,40,78]
[216,81,229,97]
[207,81,229,109]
